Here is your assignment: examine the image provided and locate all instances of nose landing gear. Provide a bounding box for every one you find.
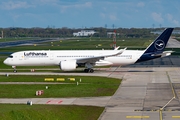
[12,66,17,73]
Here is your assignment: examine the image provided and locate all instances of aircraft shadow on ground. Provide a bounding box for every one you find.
[127,70,154,72]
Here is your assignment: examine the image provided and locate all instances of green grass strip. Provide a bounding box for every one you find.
[0,104,104,120]
[0,75,121,98]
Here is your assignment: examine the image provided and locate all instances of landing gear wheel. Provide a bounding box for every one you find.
[89,69,94,73]
[84,68,94,73]
[84,69,89,73]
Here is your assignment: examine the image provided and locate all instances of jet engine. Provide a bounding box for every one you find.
[60,60,77,71]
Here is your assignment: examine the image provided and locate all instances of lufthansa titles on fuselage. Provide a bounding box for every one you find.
[24,52,48,57]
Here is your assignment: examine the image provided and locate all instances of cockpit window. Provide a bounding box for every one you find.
[8,55,13,58]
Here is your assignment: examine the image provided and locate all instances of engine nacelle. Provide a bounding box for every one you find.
[60,60,77,71]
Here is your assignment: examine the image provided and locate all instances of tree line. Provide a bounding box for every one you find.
[0,27,179,38]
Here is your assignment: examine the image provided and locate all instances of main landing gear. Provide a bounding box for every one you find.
[84,63,94,73]
[84,68,94,73]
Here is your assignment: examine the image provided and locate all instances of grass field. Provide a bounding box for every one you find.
[0,104,104,120]
[0,37,45,42]
[0,75,121,98]
[0,37,152,52]
[0,37,177,55]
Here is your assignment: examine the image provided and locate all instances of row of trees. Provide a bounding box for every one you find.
[0,27,179,38]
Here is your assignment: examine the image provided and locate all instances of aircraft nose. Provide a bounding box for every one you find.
[3,59,9,65]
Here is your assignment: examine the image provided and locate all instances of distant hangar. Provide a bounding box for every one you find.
[73,30,96,37]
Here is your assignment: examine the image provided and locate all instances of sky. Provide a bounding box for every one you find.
[0,0,180,28]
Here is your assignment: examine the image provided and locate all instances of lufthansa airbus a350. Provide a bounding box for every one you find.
[4,28,174,73]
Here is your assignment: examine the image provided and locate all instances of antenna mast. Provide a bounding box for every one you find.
[113,30,116,49]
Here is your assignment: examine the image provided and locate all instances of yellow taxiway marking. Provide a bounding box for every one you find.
[159,110,163,120]
[126,116,149,119]
[172,116,180,118]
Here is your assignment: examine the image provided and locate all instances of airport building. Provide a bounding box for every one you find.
[73,30,96,37]
[107,32,120,38]
[0,31,3,39]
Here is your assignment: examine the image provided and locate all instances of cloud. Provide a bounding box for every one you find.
[37,0,59,6]
[1,1,34,10]
[84,2,92,7]
[151,12,164,23]
[100,12,118,21]
[173,20,179,26]
[11,13,21,21]
[100,13,106,18]
[167,13,173,21]
[60,2,92,13]
[166,13,179,26]
[137,2,145,7]
[109,15,118,21]
[39,0,58,3]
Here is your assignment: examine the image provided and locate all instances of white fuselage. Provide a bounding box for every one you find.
[3,50,144,67]
[103,50,143,66]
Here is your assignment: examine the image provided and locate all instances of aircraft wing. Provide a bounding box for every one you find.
[77,48,126,63]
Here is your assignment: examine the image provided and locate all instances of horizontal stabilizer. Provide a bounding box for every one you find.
[151,51,174,57]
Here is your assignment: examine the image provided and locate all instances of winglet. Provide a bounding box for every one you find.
[114,46,120,50]
[114,47,127,56]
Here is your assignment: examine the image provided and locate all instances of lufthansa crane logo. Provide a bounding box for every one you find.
[154,40,165,50]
